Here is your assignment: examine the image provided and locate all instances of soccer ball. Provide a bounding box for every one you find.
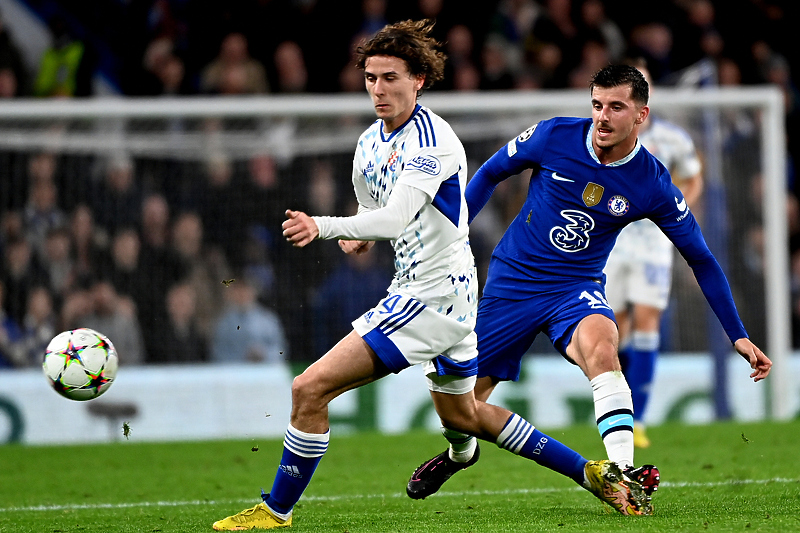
[42,328,119,401]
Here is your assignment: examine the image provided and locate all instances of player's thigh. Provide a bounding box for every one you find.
[297,330,388,402]
[546,280,617,358]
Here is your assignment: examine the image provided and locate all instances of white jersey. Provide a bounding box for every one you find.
[351,104,474,303]
[605,116,702,309]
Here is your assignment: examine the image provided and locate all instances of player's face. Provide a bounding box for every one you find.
[364,55,424,133]
[590,84,649,160]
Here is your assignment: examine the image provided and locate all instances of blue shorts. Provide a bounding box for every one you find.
[476,279,616,381]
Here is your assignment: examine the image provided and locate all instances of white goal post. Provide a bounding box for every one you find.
[0,86,789,419]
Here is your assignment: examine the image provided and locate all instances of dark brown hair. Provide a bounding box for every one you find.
[590,64,650,106]
[355,19,446,93]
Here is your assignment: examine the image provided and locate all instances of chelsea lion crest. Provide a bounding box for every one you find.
[607,195,630,216]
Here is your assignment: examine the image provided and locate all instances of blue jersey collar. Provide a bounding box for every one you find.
[586,122,641,167]
[381,104,422,142]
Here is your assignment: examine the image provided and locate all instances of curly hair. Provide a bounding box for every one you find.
[355,19,446,93]
[590,64,650,106]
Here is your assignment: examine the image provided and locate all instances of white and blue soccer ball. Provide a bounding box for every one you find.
[43,328,118,401]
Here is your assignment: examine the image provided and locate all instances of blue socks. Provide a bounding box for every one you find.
[497,413,587,485]
[624,331,659,422]
[264,425,329,517]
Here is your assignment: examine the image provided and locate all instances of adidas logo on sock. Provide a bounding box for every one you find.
[280,464,303,478]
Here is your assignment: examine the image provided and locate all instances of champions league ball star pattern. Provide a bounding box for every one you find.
[43,328,118,401]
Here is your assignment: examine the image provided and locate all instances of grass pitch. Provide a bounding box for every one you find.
[2,420,799,532]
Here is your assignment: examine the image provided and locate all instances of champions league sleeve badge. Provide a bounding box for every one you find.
[607,195,630,216]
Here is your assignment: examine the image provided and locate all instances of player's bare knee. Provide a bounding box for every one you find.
[291,373,325,410]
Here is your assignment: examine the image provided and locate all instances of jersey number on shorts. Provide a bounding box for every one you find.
[579,290,611,310]
[550,210,595,253]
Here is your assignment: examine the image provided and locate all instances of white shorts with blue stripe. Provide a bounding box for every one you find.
[352,291,478,395]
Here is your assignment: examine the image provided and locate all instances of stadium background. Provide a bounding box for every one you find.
[0,0,798,443]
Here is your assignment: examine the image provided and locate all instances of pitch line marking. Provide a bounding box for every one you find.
[1,477,796,513]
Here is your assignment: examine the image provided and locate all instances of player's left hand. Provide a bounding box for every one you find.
[734,338,772,382]
[283,209,319,247]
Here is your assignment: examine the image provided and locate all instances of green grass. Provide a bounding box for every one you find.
[2,420,799,532]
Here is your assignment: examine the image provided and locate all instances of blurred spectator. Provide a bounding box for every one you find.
[161,281,208,363]
[33,15,93,97]
[357,0,389,37]
[138,193,186,360]
[0,7,29,96]
[69,203,108,289]
[240,153,288,255]
[171,211,231,336]
[0,280,22,368]
[568,38,611,88]
[211,275,288,364]
[440,24,481,92]
[489,0,541,49]
[200,32,268,95]
[15,285,56,367]
[79,279,145,365]
[199,153,244,262]
[41,225,74,302]
[525,0,582,88]
[273,41,308,93]
[1,237,49,325]
[311,246,391,358]
[140,36,192,96]
[0,67,18,98]
[480,35,516,90]
[628,22,675,83]
[578,0,626,63]
[92,155,142,236]
[23,166,67,261]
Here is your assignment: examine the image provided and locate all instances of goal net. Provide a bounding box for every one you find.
[0,87,789,418]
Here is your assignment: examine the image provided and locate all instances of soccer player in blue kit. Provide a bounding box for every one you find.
[407,64,773,501]
[212,23,652,530]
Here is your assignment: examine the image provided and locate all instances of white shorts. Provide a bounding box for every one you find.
[352,291,478,395]
[605,220,674,311]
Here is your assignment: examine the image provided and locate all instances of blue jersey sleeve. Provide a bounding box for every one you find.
[650,181,748,343]
[465,121,550,223]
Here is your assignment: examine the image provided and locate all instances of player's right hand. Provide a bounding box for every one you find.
[283,209,319,247]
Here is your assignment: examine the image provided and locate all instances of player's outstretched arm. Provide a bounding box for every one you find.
[339,239,375,255]
[733,338,772,382]
[283,209,319,247]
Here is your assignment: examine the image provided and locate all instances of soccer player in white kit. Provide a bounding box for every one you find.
[212,20,652,531]
[603,64,704,448]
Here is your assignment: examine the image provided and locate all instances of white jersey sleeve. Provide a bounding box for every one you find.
[313,184,428,240]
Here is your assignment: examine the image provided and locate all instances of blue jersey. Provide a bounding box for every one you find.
[468,117,748,343]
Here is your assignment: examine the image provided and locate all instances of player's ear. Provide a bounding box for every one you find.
[636,105,650,124]
[415,74,425,92]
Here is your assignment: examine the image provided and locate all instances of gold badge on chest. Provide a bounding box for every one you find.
[582,182,604,207]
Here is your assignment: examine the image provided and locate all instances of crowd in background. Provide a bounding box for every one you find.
[1,0,800,367]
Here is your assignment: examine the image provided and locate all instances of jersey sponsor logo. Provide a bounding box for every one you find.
[551,171,574,182]
[550,209,595,252]
[607,195,629,216]
[517,123,538,142]
[582,183,604,207]
[407,154,441,176]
